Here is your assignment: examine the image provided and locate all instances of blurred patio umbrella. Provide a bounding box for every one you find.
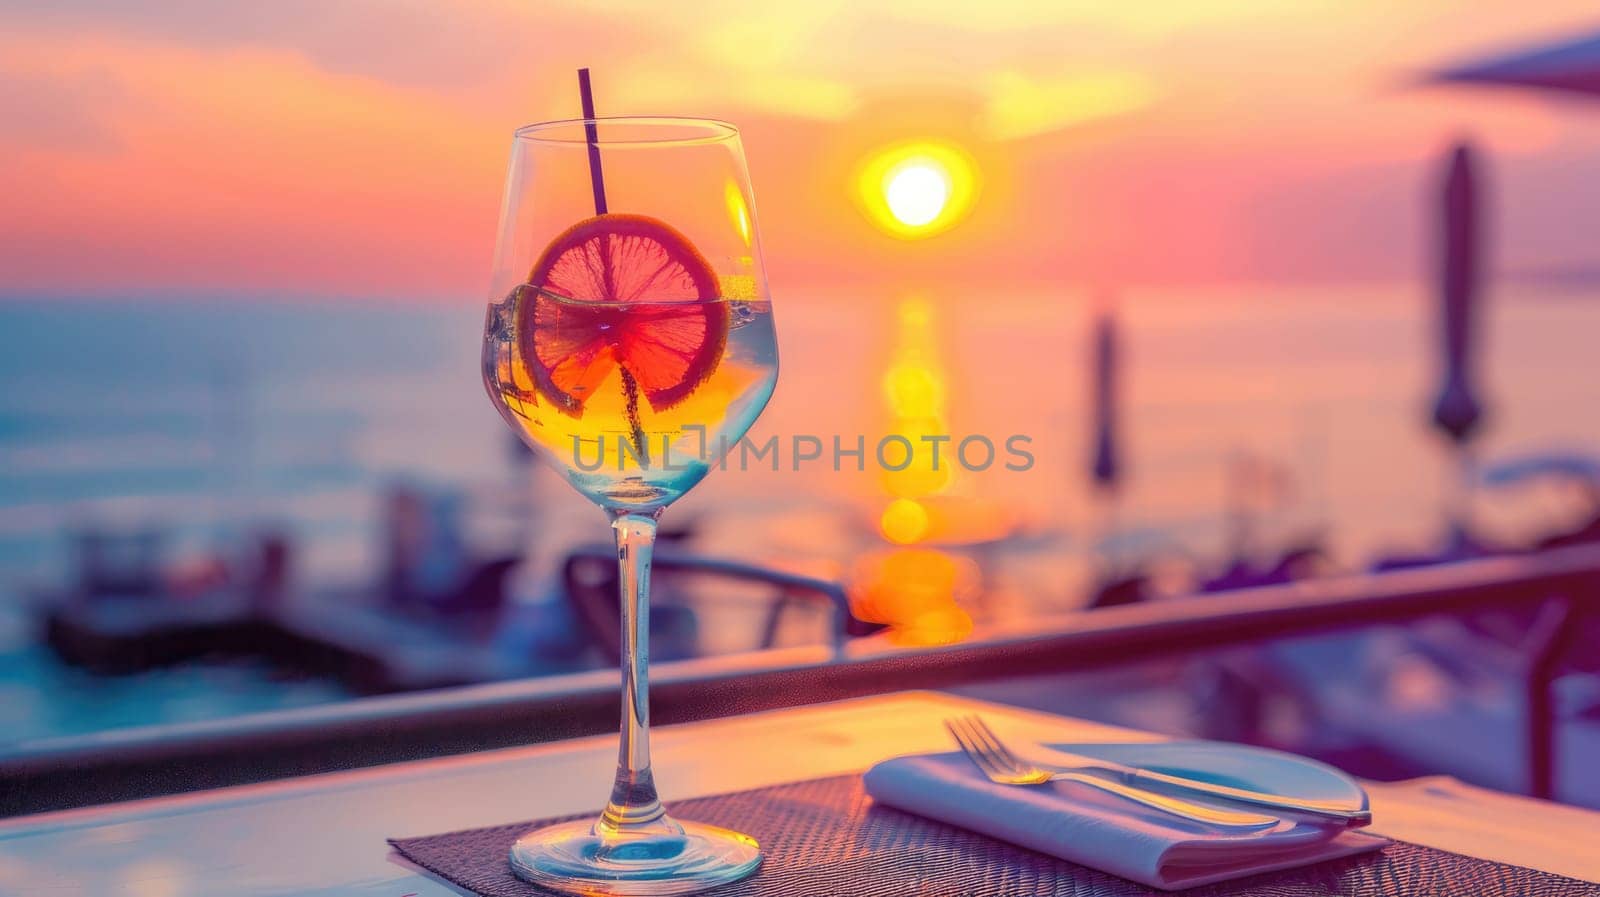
[1090,299,1120,496]
[1431,28,1600,98]
[1086,296,1143,606]
[1430,142,1486,535]
[1431,143,1485,448]
[1424,27,1600,547]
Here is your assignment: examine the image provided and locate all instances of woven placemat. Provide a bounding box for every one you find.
[390,774,1600,896]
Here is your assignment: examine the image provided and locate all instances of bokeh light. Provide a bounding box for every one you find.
[849,548,977,646]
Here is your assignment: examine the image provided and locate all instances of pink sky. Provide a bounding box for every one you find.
[2,1,1600,301]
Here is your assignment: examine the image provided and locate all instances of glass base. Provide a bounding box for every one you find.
[509,817,761,896]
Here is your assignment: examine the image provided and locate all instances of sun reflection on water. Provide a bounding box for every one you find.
[850,296,976,644]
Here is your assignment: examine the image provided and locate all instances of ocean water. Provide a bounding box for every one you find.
[3,284,1600,737]
[6,284,1600,587]
[0,300,505,582]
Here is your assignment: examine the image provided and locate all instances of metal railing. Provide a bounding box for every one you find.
[3,543,1597,817]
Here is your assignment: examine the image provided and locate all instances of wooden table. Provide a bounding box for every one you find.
[2,691,1596,896]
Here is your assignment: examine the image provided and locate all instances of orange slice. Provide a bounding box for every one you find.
[516,213,728,416]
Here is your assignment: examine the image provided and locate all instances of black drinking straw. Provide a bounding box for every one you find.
[577,68,647,462]
[578,68,609,215]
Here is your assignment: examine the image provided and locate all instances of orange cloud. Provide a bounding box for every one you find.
[0,33,507,298]
[3,0,1600,300]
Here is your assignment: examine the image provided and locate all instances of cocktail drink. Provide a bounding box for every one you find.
[481,107,776,896]
[484,215,777,508]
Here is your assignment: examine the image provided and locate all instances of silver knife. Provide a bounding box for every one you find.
[1036,746,1372,827]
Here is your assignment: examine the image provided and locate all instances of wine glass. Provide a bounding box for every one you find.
[481,116,777,895]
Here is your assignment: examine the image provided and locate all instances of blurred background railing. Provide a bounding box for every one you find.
[7,543,1598,817]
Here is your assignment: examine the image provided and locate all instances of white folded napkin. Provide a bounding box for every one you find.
[863,752,1387,891]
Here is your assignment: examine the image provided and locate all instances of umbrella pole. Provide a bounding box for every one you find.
[1450,445,1477,541]
[1095,488,1121,577]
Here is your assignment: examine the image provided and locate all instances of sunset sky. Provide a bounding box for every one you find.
[3,1,1600,301]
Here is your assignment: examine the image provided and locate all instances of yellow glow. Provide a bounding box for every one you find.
[881,299,945,417]
[724,180,752,248]
[878,494,1019,546]
[884,365,944,419]
[718,272,758,300]
[857,141,978,239]
[849,548,976,646]
[879,298,954,501]
[881,498,931,545]
[979,69,1155,140]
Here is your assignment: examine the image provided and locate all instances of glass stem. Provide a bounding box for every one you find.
[598,508,679,837]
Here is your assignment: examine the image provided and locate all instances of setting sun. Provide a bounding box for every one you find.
[856,141,978,239]
[886,163,950,227]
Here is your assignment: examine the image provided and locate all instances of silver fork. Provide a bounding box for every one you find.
[962,714,1371,826]
[945,716,1280,832]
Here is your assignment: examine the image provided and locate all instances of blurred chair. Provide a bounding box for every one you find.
[561,546,878,664]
